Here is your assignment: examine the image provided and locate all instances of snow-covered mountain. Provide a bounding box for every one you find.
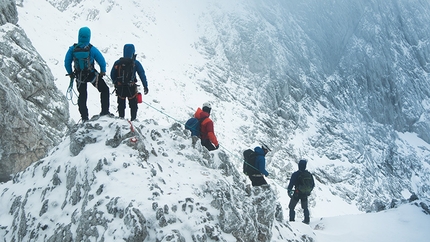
[1,0,430,241]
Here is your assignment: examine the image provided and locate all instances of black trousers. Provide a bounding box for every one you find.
[201,139,216,151]
[116,84,138,121]
[77,72,110,120]
[288,193,310,222]
[248,175,268,187]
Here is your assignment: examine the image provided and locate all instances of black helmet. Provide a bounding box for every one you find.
[261,143,271,152]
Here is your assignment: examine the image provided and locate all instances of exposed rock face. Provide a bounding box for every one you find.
[0,0,69,182]
[0,0,17,25]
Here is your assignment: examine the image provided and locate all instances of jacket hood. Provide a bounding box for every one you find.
[123,44,135,58]
[194,107,210,120]
[254,146,265,156]
[298,159,307,171]
[78,27,91,47]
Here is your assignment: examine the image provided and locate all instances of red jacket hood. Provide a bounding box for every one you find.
[194,107,210,120]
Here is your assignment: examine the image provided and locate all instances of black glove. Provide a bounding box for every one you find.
[144,86,149,95]
[215,144,219,150]
[288,189,294,198]
[67,73,75,79]
[99,72,106,77]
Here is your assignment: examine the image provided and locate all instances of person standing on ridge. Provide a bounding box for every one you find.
[110,44,148,121]
[64,26,111,122]
[248,144,271,186]
[193,102,219,151]
[287,159,315,224]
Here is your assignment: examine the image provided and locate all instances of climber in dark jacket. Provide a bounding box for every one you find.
[248,144,270,187]
[287,159,315,224]
[64,26,110,122]
[110,44,148,121]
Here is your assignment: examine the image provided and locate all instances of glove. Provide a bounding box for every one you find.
[215,144,219,150]
[99,72,106,77]
[67,73,75,79]
[144,86,149,95]
[288,189,294,198]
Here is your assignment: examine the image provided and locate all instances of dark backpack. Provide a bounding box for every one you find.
[243,149,259,175]
[116,55,136,85]
[72,44,93,71]
[185,117,200,136]
[296,170,314,195]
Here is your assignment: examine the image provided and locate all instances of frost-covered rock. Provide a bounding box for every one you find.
[0,0,69,182]
[0,0,17,25]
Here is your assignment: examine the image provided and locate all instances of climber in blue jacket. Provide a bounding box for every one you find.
[64,26,110,122]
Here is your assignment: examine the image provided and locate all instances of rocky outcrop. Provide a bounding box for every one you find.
[0,0,17,25]
[0,0,69,182]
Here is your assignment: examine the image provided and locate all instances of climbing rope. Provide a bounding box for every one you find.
[139,99,261,174]
[65,77,78,106]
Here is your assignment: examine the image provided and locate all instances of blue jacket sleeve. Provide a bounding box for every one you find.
[90,46,106,73]
[135,60,147,88]
[64,46,74,74]
[256,155,269,176]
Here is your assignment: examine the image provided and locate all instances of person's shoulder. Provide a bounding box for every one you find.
[66,45,75,52]
[254,146,264,154]
[135,60,144,68]
[89,44,101,53]
[292,170,301,176]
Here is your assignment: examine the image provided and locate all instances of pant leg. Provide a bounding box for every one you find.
[300,195,310,222]
[117,96,126,118]
[288,196,299,221]
[77,81,88,120]
[249,176,268,187]
[94,75,110,115]
[129,96,138,121]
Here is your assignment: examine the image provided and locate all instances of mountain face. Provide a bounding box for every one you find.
[189,0,430,211]
[1,0,430,240]
[0,0,69,182]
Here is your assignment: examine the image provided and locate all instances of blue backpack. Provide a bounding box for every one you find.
[185,117,203,137]
[72,44,93,71]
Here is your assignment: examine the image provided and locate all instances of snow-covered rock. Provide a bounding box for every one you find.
[0,117,299,241]
[0,0,69,182]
